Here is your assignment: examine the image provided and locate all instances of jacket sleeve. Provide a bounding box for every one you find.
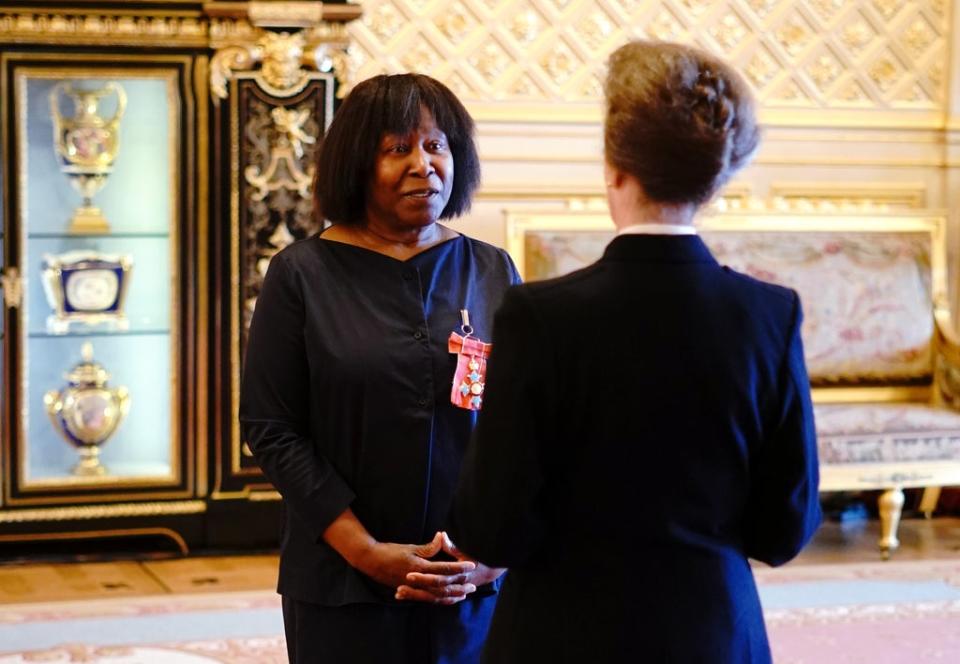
[744,293,822,566]
[448,286,555,568]
[239,252,355,543]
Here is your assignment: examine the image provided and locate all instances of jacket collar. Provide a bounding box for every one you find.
[601,233,718,265]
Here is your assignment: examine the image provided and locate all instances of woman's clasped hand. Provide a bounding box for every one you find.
[336,528,504,606]
[394,532,506,605]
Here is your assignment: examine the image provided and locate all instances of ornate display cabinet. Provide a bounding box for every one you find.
[0,1,361,554]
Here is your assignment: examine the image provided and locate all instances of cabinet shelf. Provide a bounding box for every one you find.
[27,232,170,240]
[28,329,170,339]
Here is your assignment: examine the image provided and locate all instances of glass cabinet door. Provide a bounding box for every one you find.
[2,58,193,501]
[1,157,5,505]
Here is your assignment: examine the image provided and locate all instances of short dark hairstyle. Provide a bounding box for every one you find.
[604,40,760,206]
[314,74,481,224]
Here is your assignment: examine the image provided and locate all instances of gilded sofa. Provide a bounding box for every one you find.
[507,211,960,559]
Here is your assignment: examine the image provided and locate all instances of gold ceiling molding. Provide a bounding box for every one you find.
[0,500,207,523]
[347,0,948,120]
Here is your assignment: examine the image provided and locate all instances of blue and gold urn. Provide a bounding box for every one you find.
[43,342,130,476]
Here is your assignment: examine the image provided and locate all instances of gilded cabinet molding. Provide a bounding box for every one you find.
[211,29,353,102]
[0,3,361,79]
[0,500,207,524]
[0,267,23,309]
[211,44,260,100]
[0,10,210,47]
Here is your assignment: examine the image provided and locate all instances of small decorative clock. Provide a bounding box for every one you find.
[41,250,133,334]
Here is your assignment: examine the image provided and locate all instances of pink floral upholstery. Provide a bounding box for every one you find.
[524,230,934,385]
[705,233,933,384]
[814,403,960,464]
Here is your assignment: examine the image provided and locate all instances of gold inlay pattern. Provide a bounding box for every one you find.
[0,500,207,523]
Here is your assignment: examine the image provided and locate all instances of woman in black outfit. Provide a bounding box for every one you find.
[240,74,518,664]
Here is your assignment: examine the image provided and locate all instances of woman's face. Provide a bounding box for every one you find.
[365,107,454,231]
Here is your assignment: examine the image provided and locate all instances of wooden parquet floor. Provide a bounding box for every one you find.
[0,517,958,604]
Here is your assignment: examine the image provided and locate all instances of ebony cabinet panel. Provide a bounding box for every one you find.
[0,1,359,553]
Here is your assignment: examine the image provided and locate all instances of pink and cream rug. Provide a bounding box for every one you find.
[757,559,960,663]
[1,560,958,662]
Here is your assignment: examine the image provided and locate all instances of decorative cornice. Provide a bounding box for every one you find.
[0,4,361,48]
[0,500,207,523]
[0,10,211,47]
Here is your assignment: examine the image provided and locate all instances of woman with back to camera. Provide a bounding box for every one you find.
[240,73,517,663]
[449,40,822,663]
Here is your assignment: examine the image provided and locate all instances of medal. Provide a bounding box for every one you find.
[448,309,491,411]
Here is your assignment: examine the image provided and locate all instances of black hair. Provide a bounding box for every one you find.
[314,73,481,224]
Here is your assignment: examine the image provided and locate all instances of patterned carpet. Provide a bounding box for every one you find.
[1,559,958,662]
[758,559,960,663]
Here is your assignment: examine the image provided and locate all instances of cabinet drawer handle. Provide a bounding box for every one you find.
[0,267,23,309]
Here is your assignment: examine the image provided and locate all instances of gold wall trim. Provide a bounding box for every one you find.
[467,105,947,128]
[0,7,360,49]
[0,528,190,555]
[0,10,211,48]
[768,183,928,209]
[747,156,950,168]
[0,500,206,523]
[476,186,604,199]
[476,124,948,145]
[210,487,279,500]
[811,386,932,404]
[478,152,951,169]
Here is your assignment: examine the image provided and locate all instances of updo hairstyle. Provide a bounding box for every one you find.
[604,40,760,206]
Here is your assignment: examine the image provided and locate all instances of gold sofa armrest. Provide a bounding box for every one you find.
[934,305,960,408]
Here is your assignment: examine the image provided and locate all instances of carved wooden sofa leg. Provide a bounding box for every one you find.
[878,487,905,560]
[918,487,941,519]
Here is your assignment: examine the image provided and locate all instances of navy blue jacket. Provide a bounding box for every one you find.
[450,234,821,663]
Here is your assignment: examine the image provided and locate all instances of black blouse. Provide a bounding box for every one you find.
[240,233,520,604]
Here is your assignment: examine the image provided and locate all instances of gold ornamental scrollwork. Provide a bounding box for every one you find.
[240,96,323,330]
[245,105,315,202]
[260,31,309,92]
[211,44,259,101]
[211,28,352,103]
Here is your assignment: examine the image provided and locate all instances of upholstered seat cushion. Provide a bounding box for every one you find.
[815,403,960,464]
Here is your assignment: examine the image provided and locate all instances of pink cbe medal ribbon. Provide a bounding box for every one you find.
[449,309,491,411]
